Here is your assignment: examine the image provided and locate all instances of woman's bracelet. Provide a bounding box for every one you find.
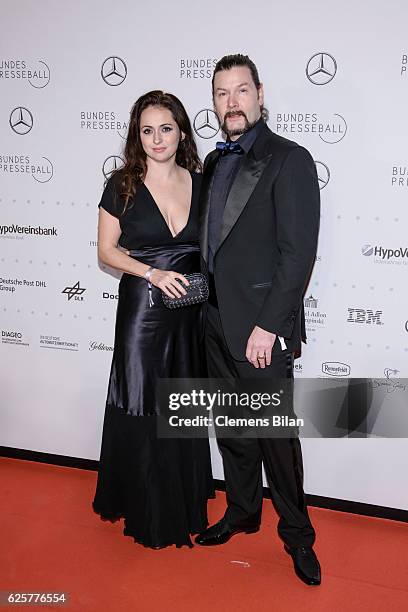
[144,266,155,281]
[144,267,155,307]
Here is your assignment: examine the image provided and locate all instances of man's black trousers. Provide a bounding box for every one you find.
[205,303,316,548]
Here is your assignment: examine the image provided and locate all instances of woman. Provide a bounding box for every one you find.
[92,91,214,548]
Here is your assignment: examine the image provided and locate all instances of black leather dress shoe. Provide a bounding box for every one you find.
[195,518,259,546]
[284,545,321,585]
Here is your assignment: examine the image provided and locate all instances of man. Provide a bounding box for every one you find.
[195,54,321,586]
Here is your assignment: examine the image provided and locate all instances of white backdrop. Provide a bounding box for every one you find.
[1,0,407,510]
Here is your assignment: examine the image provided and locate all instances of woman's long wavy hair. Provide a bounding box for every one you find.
[115,90,202,212]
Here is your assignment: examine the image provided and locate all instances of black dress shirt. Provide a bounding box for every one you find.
[207,117,264,273]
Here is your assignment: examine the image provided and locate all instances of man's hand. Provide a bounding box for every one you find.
[245,326,276,369]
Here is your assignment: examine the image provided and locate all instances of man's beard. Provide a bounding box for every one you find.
[221,110,258,138]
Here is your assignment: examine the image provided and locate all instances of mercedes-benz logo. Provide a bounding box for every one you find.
[193,109,220,139]
[101,57,127,86]
[314,161,330,189]
[306,53,337,85]
[103,155,124,179]
[9,107,33,135]
[62,282,86,301]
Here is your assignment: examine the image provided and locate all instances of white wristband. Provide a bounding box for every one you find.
[144,266,155,281]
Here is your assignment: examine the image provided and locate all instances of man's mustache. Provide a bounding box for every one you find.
[224,110,247,120]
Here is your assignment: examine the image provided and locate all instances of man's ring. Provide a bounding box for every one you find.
[257,354,266,360]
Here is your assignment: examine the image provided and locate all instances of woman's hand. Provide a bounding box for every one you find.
[149,269,189,298]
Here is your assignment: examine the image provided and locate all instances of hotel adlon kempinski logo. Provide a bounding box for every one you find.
[304,294,327,331]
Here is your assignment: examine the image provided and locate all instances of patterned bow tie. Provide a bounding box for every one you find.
[216,141,244,155]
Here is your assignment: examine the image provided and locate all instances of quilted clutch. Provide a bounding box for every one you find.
[161,272,209,309]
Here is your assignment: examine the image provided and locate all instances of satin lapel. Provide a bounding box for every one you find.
[198,151,220,264]
[217,151,273,249]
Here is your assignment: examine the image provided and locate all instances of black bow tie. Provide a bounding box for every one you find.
[216,141,244,155]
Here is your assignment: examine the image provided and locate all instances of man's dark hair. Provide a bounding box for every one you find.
[212,54,261,91]
[212,54,268,121]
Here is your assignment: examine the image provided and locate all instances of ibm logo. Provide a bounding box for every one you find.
[347,308,383,325]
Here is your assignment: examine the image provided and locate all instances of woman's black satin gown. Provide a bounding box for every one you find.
[92,171,214,548]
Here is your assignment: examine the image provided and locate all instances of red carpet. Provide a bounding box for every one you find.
[1,457,408,611]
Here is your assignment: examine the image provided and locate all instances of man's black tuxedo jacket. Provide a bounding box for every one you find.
[198,122,320,361]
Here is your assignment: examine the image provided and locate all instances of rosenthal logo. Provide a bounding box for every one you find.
[306,53,337,85]
[314,161,330,189]
[193,109,220,139]
[384,368,399,379]
[347,308,383,325]
[304,295,318,308]
[103,155,124,179]
[62,282,86,301]
[9,107,33,135]
[101,57,127,86]
[322,362,351,377]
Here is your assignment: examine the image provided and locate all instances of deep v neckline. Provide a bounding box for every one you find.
[143,171,194,239]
